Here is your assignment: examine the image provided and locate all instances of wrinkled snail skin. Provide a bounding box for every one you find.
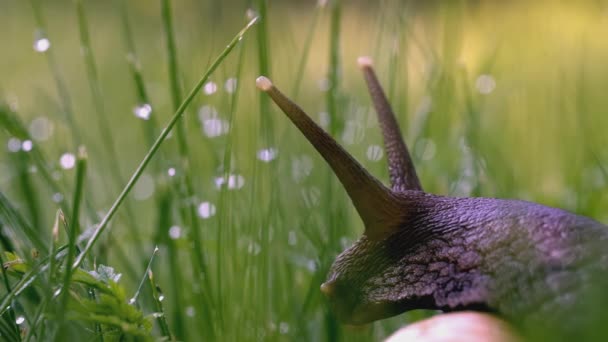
[255,58,608,334]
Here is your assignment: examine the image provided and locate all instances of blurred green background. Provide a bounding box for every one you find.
[1,0,607,340]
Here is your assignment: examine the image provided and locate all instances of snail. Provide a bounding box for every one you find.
[255,57,608,336]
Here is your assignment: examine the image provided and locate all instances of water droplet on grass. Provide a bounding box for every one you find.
[152,312,164,318]
[279,322,290,334]
[7,138,21,152]
[227,174,245,190]
[291,155,313,183]
[203,81,218,95]
[168,225,182,240]
[128,297,136,305]
[248,241,261,255]
[167,168,176,177]
[186,306,196,317]
[225,77,238,93]
[133,173,155,200]
[203,118,230,137]
[29,117,54,141]
[366,145,383,161]
[158,295,165,302]
[288,231,297,246]
[33,36,50,52]
[52,193,64,203]
[133,103,152,120]
[476,74,496,94]
[59,153,76,169]
[21,140,33,152]
[197,202,216,219]
[15,316,25,325]
[257,148,278,162]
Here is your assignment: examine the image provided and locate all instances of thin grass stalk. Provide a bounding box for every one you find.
[291,2,324,100]
[160,0,217,337]
[324,1,343,340]
[56,147,87,333]
[215,42,246,335]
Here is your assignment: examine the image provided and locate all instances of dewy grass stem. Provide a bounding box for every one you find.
[72,16,259,270]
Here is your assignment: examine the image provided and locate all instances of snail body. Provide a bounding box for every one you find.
[256,57,608,334]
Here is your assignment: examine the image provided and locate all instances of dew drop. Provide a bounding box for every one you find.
[225,77,238,93]
[203,81,218,95]
[291,155,313,183]
[59,153,76,169]
[301,187,321,208]
[53,288,62,297]
[198,105,218,120]
[29,117,54,141]
[52,193,64,203]
[257,148,277,162]
[203,118,230,137]
[7,138,21,152]
[133,103,152,120]
[168,225,182,240]
[246,9,259,20]
[33,37,50,52]
[158,295,165,302]
[279,322,290,334]
[227,174,245,190]
[152,312,164,318]
[15,316,25,325]
[128,297,136,305]
[21,140,33,152]
[318,78,330,92]
[366,145,383,161]
[318,111,330,129]
[133,173,155,200]
[185,306,196,317]
[341,120,365,145]
[476,74,496,94]
[288,231,297,246]
[306,260,317,272]
[167,168,176,177]
[248,241,261,255]
[197,202,216,219]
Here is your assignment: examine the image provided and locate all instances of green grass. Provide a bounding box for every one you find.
[1,0,608,341]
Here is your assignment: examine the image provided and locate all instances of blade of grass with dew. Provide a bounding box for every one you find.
[74,0,146,261]
[148,269,172,339]
[56,147,87,333]
[71,11,258,284]
[160,0,217,337]
[153,186,185,339]
[128,245,158,306]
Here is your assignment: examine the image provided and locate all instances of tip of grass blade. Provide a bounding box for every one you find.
[77,146,88,160]
[256,76,273,92]
[357,56,373,68]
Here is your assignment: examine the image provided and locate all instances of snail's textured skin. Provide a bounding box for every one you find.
[324,192,608,326]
